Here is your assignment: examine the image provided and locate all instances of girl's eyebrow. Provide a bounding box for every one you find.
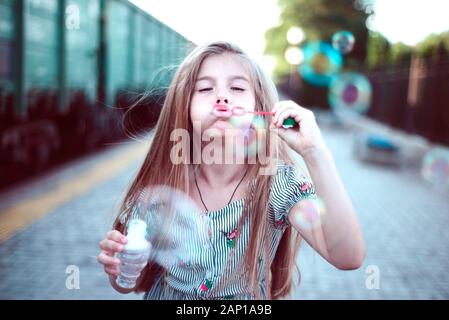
[196,75,250,83]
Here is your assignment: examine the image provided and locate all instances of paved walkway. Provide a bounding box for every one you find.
[1,114,448,299]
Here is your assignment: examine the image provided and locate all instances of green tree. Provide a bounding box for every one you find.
[265,0,373,79]
[416,31,449,58]
[366,31,390,69]
[366,30,449,70]
[388,42,413,67]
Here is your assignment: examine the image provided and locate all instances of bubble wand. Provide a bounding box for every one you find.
[214,104,298,129]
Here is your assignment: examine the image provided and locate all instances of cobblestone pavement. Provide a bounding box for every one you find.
[1,116,448,300]
[292,118,449,300]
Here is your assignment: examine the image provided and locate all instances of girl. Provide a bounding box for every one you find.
[97,41,365,300]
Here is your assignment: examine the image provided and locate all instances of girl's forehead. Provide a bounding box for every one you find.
[197,53,252,80]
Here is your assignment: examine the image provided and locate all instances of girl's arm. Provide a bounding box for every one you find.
[289,146,365,270]
[271,101,365,270]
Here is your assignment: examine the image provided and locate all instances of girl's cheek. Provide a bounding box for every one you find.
[190,108,209,123]
[189,101,202,121]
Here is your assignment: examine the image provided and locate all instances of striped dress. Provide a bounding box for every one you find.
[134,163,316,300]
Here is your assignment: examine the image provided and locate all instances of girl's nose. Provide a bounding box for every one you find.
[216,97,229,104]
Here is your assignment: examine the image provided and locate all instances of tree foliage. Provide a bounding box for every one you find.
[265,0,373,79]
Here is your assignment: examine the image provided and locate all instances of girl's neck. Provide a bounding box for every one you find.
[196,163,248,188]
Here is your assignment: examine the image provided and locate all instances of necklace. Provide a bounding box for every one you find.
[194,168,248,212]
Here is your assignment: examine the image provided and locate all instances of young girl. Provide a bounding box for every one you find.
[97,41,365,300]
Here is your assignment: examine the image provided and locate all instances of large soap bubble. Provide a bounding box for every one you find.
[329,72,372,116]
[125,185,209,270]
[299,41,343,87]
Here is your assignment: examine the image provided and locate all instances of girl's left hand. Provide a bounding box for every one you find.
[269,100,327,157]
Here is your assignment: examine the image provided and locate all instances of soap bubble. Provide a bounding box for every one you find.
[299,41,343,87]
[290,197,326,230]
[332,31,355,54]
[228,114,268,161]
[127,185,208,269]
[422,148,449,189]
[329,72,372,116]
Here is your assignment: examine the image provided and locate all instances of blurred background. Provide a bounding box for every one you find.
[0,0,448,299]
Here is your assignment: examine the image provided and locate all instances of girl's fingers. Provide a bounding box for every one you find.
[99,238,124,253]
[270,102,283,116]
[273,101,303,124]
[107,230,127,244]
[276,108,301,128]
[98,251,121,266]
[104,265,120,277]
[273,106,295,125]
[272,101,311,125]
[98,230,127,278]
[271,102,289,123]
[271,100,297,115]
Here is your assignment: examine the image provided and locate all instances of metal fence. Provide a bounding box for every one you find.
[367,48,449,146]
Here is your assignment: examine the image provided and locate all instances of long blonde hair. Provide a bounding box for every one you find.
[113,41,302,299]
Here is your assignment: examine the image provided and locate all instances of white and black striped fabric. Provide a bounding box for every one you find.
[140,163,316,300]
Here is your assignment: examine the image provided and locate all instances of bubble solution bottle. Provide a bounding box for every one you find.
[116,219,151,289]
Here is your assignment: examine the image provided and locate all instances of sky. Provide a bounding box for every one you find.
[128,0,280,73]
[129,0,449,73]
[368,0,449,45]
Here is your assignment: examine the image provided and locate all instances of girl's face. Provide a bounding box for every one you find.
[190,53,256,135]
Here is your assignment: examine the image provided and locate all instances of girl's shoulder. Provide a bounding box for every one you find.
[268,161,316,221]
[273,161,314,191]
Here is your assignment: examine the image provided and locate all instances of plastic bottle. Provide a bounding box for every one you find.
[116,219,151,289]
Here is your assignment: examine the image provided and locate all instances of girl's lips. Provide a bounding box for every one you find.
[213,104,232,117]
[214,104,230,112]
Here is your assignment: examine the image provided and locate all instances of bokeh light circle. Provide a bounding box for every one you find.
[332,31,355,54]
[285,46,304,65]
[422,148,449,189]
[287,26,305,45]
[329,72,372,115]
[299,41,343,87]
[291,197,326,230]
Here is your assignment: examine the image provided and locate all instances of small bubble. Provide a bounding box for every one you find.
[332,31,355,54]
[291,197,326,230]
[422,148,449,189]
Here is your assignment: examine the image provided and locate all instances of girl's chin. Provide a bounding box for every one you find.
[204,123,246,137]
[214,121,232,130]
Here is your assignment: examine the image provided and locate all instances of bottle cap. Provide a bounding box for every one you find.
[127,219,147,237]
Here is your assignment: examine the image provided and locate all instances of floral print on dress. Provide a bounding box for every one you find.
[299,180,315,196]
[221,229,238,248]
[178,259,192,268]
[274,215,288,229]
[198,279,213,299]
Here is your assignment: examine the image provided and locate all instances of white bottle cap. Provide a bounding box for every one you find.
[125,219,150,250]
[128,219,147,236]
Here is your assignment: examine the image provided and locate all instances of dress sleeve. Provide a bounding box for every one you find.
[269,164,316,229]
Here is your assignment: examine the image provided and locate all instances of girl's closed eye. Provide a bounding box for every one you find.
[231,87,245,92]
[198,87,213,93]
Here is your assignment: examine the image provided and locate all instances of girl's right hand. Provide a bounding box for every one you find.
[98,230,128,278]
